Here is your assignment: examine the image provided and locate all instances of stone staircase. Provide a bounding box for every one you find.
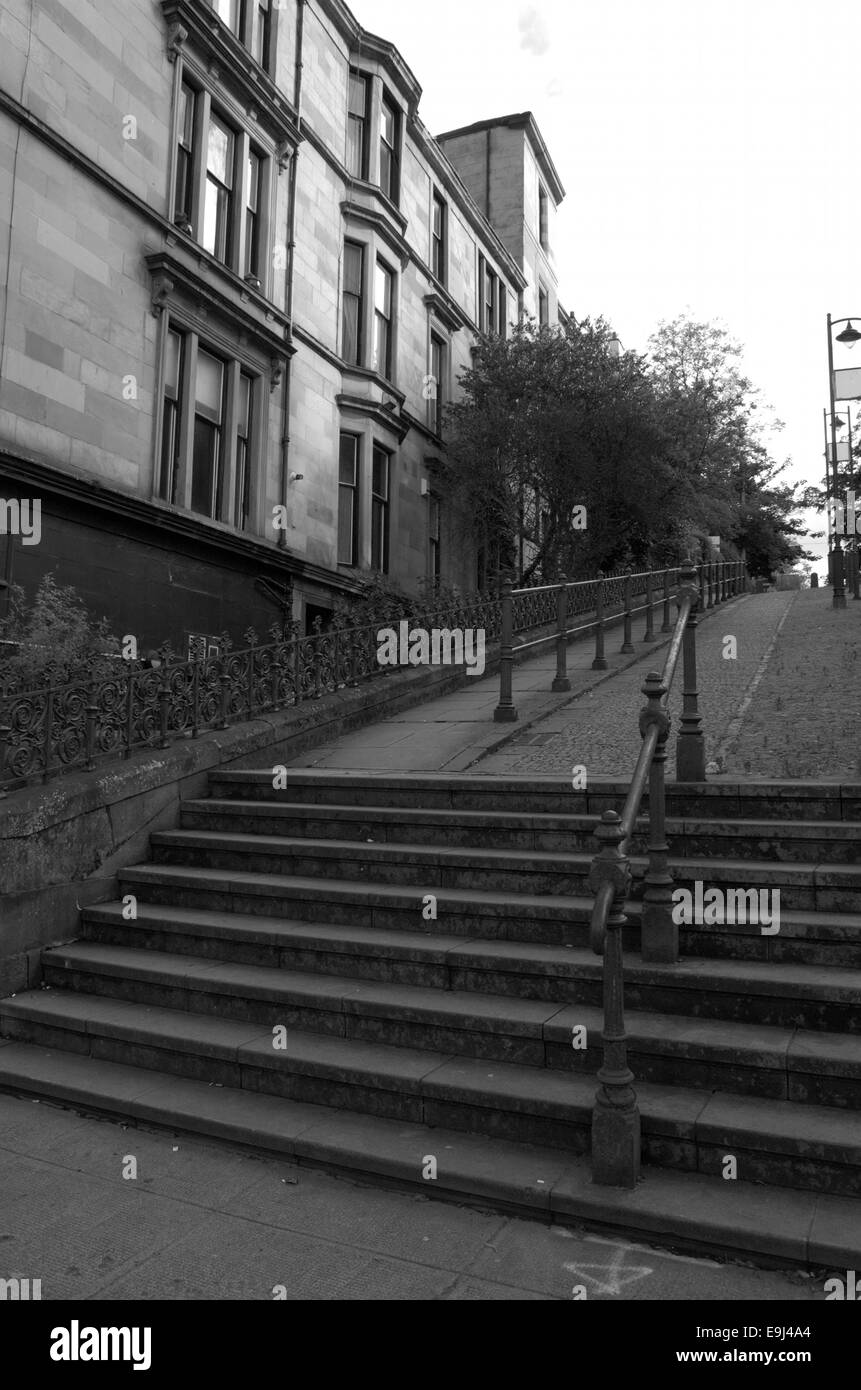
[1,770,860,1268]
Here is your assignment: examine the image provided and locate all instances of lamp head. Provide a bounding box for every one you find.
[836,320,861,347]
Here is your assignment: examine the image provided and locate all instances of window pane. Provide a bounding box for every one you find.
[373,316,389,377]
[192,418,218,516]
[196,350,224,419]
[160,400,177,500]
[339,433,358,486]
[347,122,363,178]
[212,0,241,33]
[254,0,269,64]
[179,84,195,146]
[207,117,234,186]
[375,262,392,316]
[343,300,360,364]
[237,372,252,435]
[381,99,395,145]
[165,330,182,396]
[379,146,392,198]
[348,72,366,117]
[247,151,260,212]
[344,243,363,296]
[372,447,389,499]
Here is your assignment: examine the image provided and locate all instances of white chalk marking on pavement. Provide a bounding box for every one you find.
[713,591,797,769]
[564,1243,652,1296]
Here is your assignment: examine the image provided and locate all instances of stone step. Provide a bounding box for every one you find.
[148,829,861,913]
[117,865,861,966]
[207,770,861,823]
[0,1042,854,1267]
[181,800,861,864]
[35,941,861,1105]
[82,901,861,1033]
[2,988,860,1195]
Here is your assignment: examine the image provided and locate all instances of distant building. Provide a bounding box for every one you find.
[0,0,566,654]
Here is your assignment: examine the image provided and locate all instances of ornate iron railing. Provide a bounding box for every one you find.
[0,580,567,793]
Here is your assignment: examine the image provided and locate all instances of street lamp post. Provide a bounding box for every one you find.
[828,408,859,598]
[826,314,861,609]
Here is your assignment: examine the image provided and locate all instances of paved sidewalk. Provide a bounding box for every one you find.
[287,594,744,774]
[286,589,798,778]
[0,1093,824,1301]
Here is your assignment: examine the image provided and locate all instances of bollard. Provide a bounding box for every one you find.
[552,576,571,692]
[592,572,608,671]
[494,578,518,722]
[621,569,634,653]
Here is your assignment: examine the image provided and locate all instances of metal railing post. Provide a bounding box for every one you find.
[643,570,654,642]
[676,560,706,782]
[661,568,672,632]
[621,568,634,653]
[494,578,518,722]
[589,811,640,1189]
[707,563,715,609]
[552,575,571,693]
[592,572,608,670]
[640,672,677,964]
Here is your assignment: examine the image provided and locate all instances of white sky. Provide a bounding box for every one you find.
[354,0,861,568]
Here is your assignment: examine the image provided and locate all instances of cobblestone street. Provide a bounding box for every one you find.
[477,589,861,781]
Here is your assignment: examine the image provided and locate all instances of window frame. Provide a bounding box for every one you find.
[431,191,447,286]
[429,332,446,437]
[342,240,366,366]
[379,90,400,204]
[172,75,271,292]
[338,432,361,567]
[347,69,370,181]
[428,492,442,582]
[373,257,395,381]
[157,315,263,531]
[371,443,391,574]
[478,253,507,337]
[539,184,549,252]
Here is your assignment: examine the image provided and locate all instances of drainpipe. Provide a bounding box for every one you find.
[278,0,305,553]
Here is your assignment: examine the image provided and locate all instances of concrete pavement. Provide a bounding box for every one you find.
[0,1092,826,1301]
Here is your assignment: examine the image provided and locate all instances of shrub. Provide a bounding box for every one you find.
[0,575,121,690]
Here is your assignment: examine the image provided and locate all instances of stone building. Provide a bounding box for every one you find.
[0,0,566,655]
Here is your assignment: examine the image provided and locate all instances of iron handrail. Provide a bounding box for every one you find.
[588,583,693,955]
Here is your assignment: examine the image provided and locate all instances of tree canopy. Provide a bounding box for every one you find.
[440,312,812,583]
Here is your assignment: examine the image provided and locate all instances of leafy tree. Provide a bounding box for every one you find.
[442,316,682,581]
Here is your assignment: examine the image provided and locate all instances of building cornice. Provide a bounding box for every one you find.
[336,393,410,443]
[145,250,295,376]
[424,291,470,335]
